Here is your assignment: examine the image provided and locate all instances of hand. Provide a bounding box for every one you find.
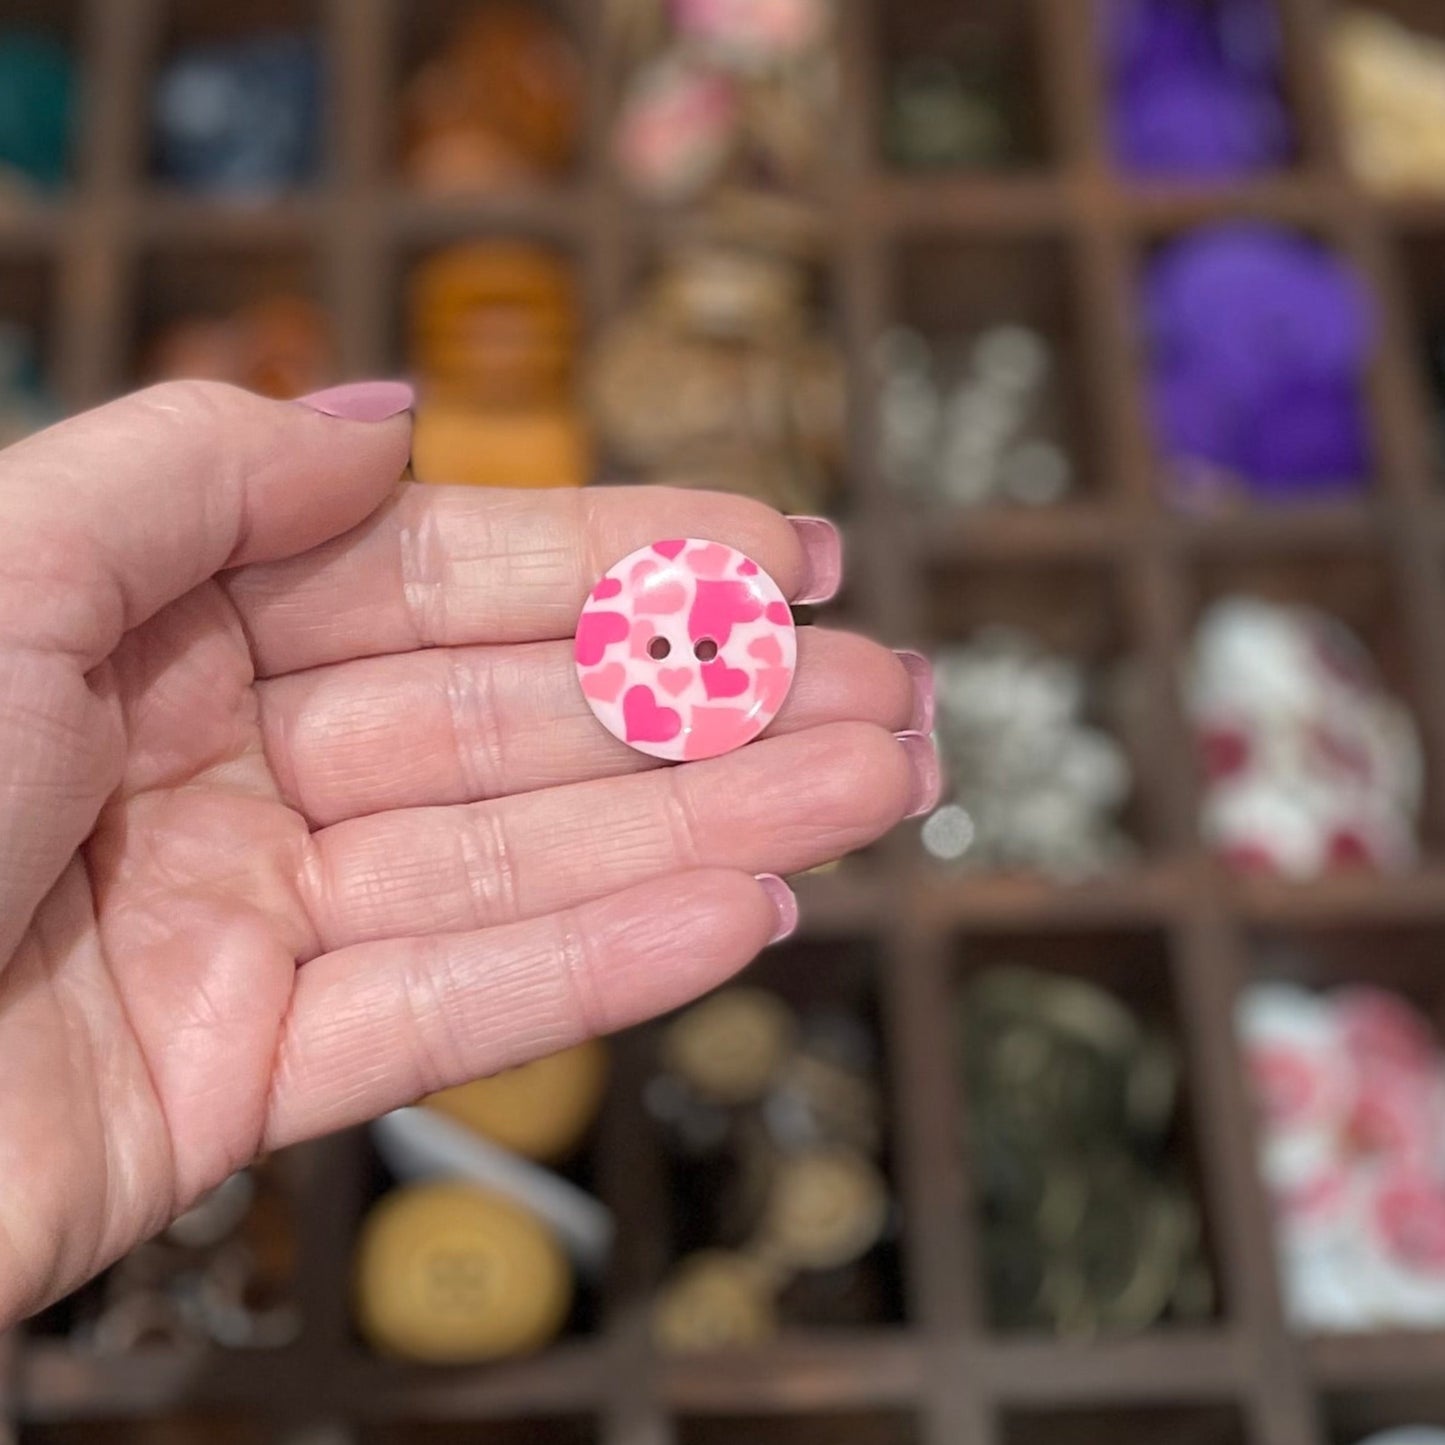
[0,380,937,1322]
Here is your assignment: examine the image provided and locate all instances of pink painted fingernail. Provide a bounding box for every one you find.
[787,516,842,606]
[754,873,799,944]
[296,380,414,421]
[897,730,942,819]
[894,650,935,735]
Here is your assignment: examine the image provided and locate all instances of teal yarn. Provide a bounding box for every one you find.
[0,31,75,191]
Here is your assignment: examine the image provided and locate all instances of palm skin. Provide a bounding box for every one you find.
[2,578,307,1312]
[0,382,933,1324]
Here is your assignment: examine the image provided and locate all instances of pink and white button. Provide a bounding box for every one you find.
[575,538,797,761]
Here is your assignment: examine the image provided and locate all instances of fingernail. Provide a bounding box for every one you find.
[894,650,935,734]
[897,730,942,819]
[754,873,799,944]
[787,516,842,606]
[296,380,414,422]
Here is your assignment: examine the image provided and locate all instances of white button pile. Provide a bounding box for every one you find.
[925,629,1135,878]
[876,325,1075,509]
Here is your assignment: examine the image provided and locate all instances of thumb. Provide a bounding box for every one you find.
[0,378,413,964]
[0,378,413,664]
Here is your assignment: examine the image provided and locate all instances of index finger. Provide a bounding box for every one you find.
[225,484,841,677]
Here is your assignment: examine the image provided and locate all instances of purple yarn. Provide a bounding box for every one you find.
[1104,0,1293,177]
[1214,0,1287,80]
[1115,71,1291,177]
[1152,360,1245,472]
[1235,380,1373,493]
[1145,225,1374,394]
[1144,225,1378,500]
[1106,0,1218,79]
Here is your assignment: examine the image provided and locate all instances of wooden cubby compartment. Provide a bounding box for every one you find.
[920,556,1167,862]
[384,236,585,380]
[0,0,85,211]
[886,234,1109,509]
[1123,219,1391,507]
[349,1105,607,1354]
[143,0,326,194]
[1323,1386,1445,1445]
[949,928,1227,1337]
[1181,543,1442,855]
[125,243,331,387]
[6,3,1445,1445]
[1248,921,1445,1037]
[650,935,908,1332]
[875,0,1053,171]
[384,0,586,189]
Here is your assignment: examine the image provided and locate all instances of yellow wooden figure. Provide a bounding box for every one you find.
[409,242,591,488]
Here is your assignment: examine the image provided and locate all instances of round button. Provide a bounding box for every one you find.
[662,987,796,1105]
[574,538,797,761]
[422,1039,609,1162]
[354,1183,571,1362]
[652,1250,778,1354]
[753,1146,889,1273]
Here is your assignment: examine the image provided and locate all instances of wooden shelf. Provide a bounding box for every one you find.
[866,177,1073,234]
[902,863,1189,931]
[1233,866,1445,926]
[976,1331,1250,1406]
[1307,1331,1445,1391]
[1103,175,1346,230]
[380,188,590,247]
[1382,196,1445,233]
[7,0,1445,1443]
[0,200,76,251]
[904,505,1132,563]
[659,1334,925,1414]
[127,193,331,246]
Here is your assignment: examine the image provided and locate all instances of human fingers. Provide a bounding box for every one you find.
[264,868,798,1147]
[259,630,930,826]
[300,722,937,953]
[225,484,841,677]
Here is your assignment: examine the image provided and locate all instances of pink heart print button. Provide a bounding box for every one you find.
[575,538,798,761]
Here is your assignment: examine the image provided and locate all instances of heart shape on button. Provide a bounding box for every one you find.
[575,539,798,761]
[748,635,784,668]
[623,684,681,745]
[701,656,750,700]
[581,662,626,704]
[575,609,629,667]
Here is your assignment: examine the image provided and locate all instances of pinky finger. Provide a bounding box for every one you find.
[262,868,796,1149]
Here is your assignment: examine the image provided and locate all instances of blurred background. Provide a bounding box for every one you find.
[3,0,1445,1442]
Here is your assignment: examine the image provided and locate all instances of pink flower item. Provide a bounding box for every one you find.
[614,53,738,202]
[575,538,797,761]
[671,0,830,69]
